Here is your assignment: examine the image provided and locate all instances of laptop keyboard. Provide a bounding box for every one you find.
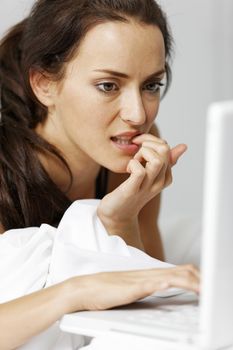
[126,303,199,333]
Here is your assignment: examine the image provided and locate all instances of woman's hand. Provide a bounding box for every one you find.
[66,264,199,312]
[97,134,187,232]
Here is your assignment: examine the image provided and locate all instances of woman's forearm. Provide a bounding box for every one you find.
[0,265,200,349]
[138,195,165,261]
[0,280,74,350]
[140,224,165,260]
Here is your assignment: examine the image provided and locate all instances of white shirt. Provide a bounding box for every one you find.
[0,200,172,349]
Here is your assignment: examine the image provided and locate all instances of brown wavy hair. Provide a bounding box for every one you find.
[0,0,173,231]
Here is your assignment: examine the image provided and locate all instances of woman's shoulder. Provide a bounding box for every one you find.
[0,223,5,234]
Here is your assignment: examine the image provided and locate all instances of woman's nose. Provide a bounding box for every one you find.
[119,92,146,125]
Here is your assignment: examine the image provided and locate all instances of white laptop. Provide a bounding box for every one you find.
[60,101,233,350]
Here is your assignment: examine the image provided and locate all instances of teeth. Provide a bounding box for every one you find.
[112,136,133,145]
[117,140,131,145]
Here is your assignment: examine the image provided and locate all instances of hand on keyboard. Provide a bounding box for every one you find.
[151,287,186,298]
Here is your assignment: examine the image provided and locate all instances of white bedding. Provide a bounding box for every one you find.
[0,199,175,349]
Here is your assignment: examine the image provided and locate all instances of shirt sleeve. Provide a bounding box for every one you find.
[48,200,173,286]
[0,224,55,303]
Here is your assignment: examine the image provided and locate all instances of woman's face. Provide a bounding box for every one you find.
[44,20,165,173]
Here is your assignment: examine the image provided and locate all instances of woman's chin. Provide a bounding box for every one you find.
[106,160,130,174]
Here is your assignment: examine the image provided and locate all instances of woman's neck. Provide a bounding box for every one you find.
[39,148,101,200]
[35,124,101,200]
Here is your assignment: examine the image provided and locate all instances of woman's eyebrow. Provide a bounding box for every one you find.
[93,69,165,79]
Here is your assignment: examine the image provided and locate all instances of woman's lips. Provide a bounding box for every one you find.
[110,134,140,154]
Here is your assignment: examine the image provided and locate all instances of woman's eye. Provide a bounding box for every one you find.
[143,81,164,94]
[96,82,118,93]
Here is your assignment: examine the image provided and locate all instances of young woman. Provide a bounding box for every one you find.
[0,0,199,348]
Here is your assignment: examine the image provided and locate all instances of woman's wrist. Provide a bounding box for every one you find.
[97,211,144,250]
[60,277,86,314]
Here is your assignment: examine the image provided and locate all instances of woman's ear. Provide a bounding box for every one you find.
[29,69,57,107]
